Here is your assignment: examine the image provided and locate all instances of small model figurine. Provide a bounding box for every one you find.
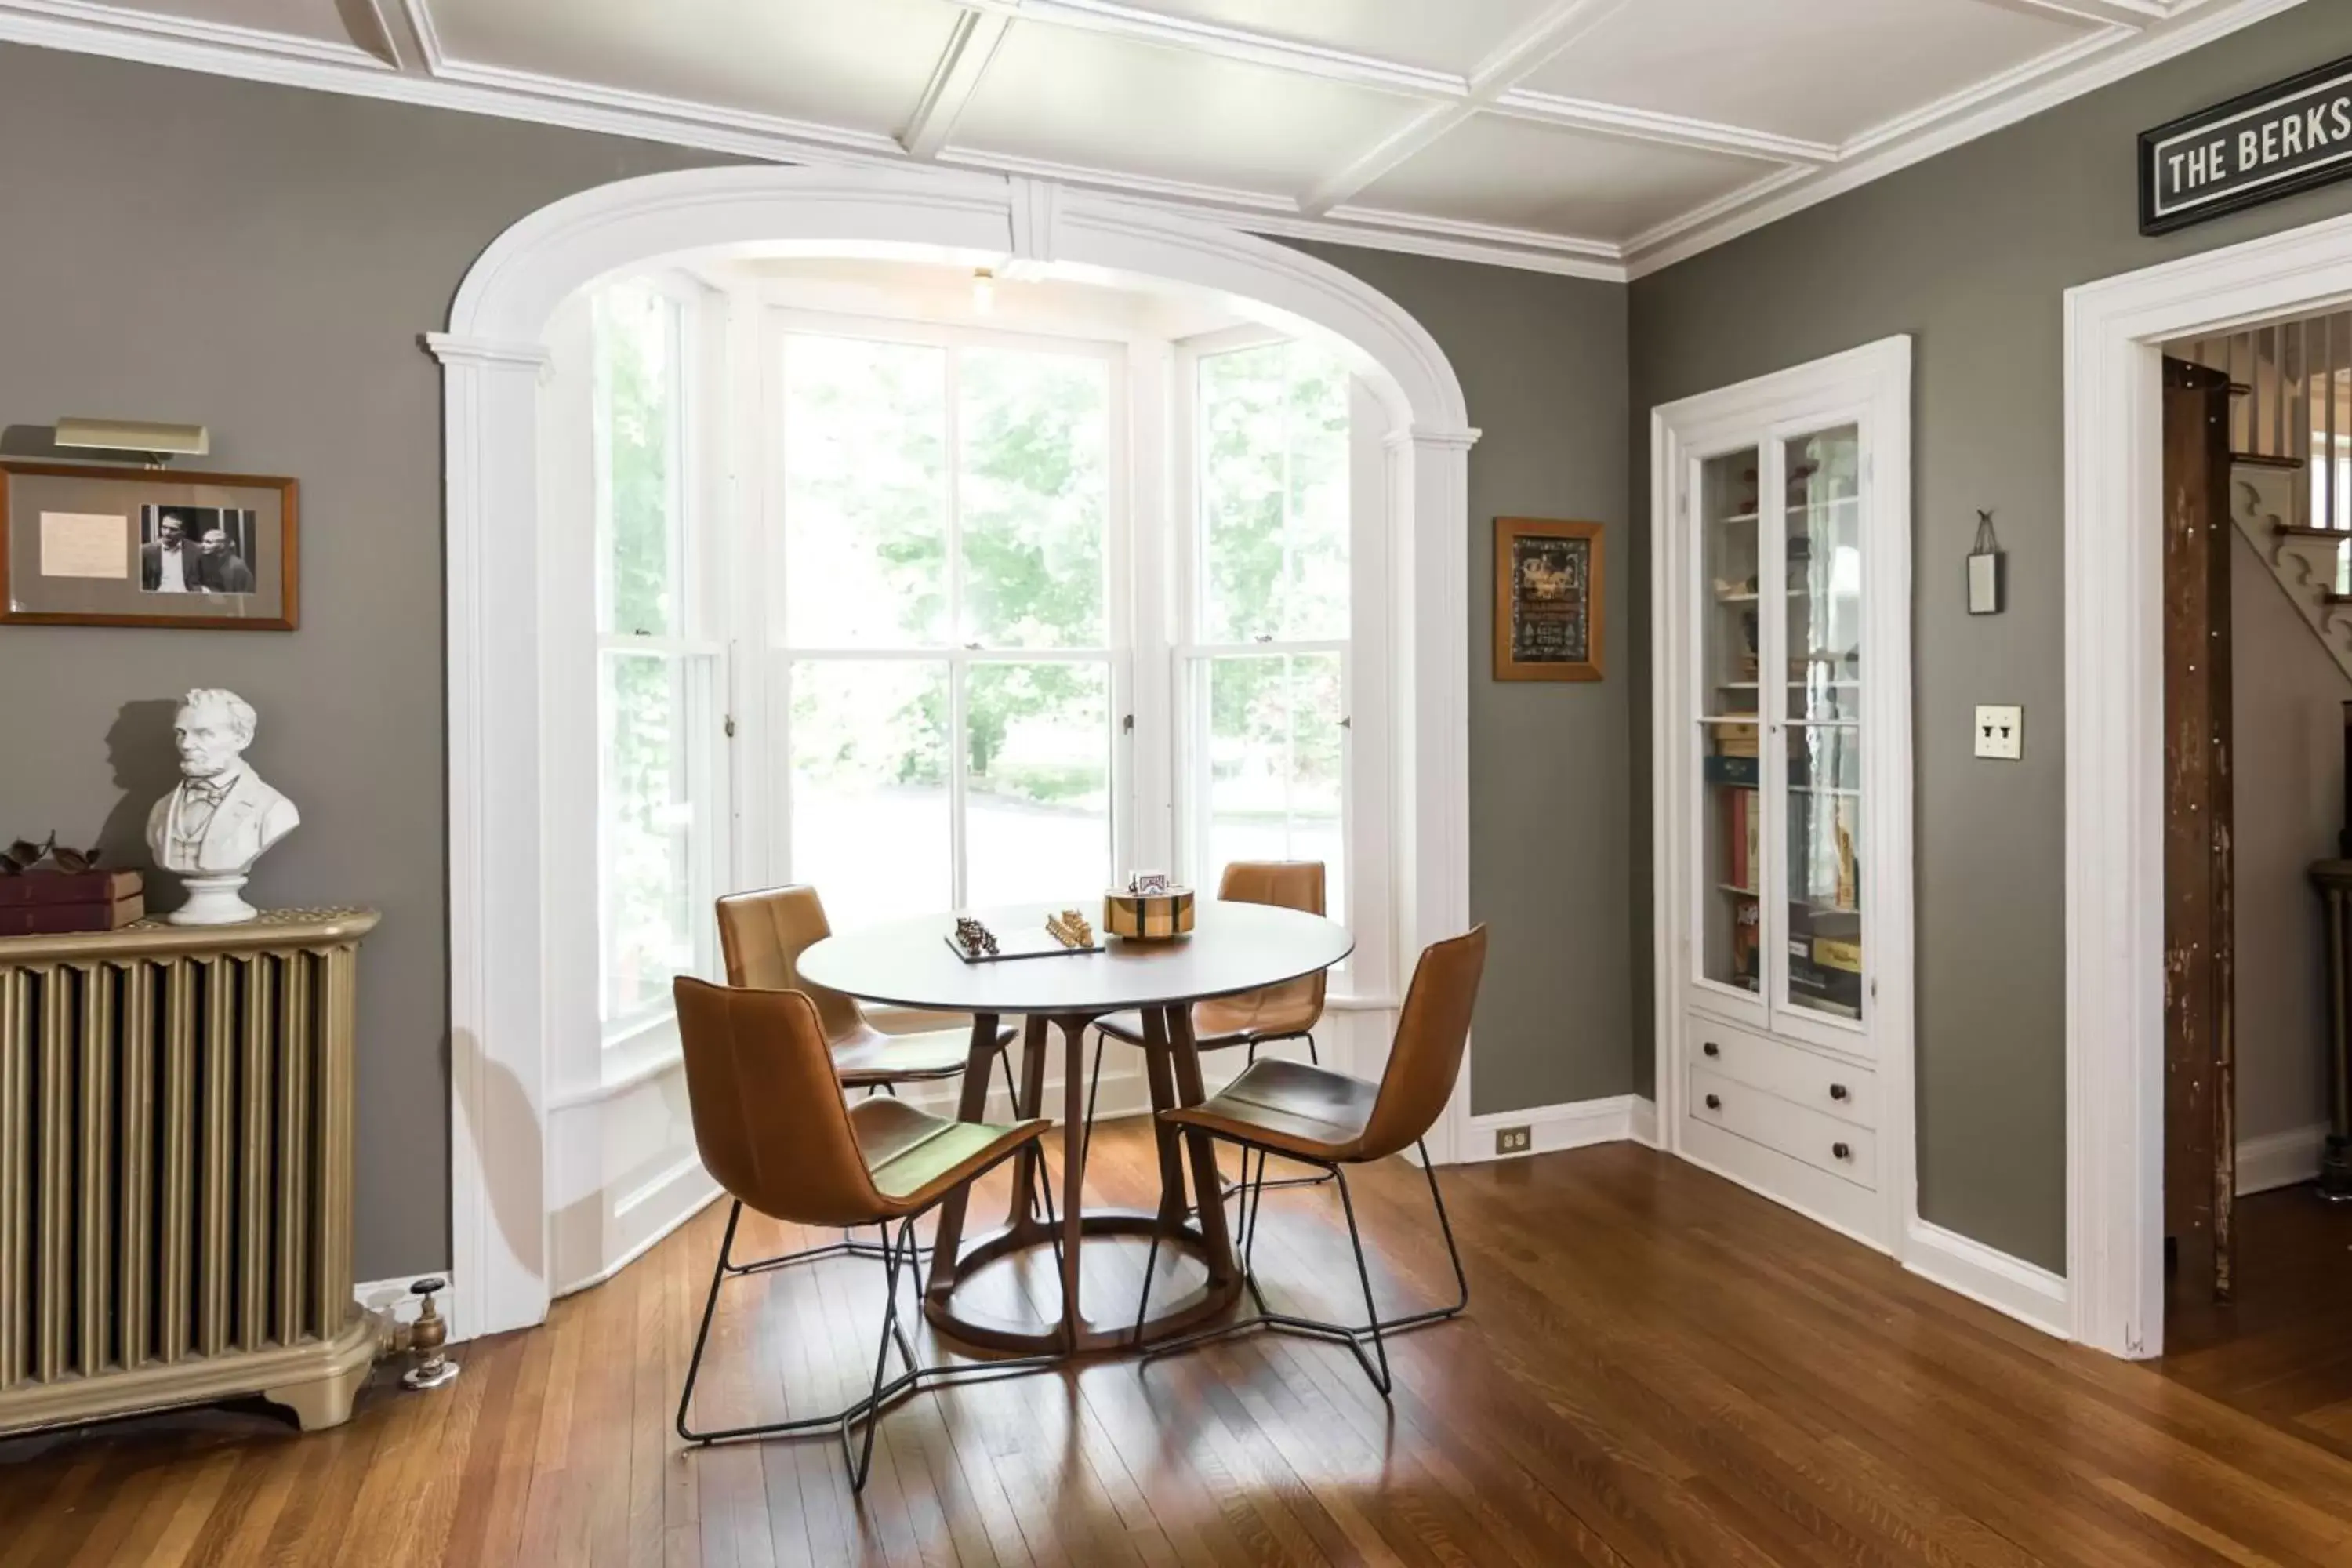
[953,916,1000,957]
[145,688,299,926]
[1045,909,1094,949]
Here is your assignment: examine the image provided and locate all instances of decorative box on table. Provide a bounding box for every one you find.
[0,868,143,935]
[1104,884,1195,940]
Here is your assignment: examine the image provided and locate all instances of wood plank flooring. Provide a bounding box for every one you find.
[8,1128,2352,1565]
[2157,1181,2352,1465]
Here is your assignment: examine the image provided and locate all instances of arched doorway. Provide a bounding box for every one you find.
[432,163,1478,1338]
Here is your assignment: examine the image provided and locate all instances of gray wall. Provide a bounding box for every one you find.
[0,45,1632,1276]
[1630,1,2352,1271]
[2229,528,2339,1150]
[0,45,719,1279]
[1293,244,1633,1116]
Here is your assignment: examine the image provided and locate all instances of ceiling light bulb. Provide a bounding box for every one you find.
[972,268,996,315]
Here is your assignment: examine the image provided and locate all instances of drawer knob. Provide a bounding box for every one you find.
[1704,1093,1722,1111]
[1702,1041,1720,1058]
[1829,1083,1850,1101]
[1832,1141,1853,1160]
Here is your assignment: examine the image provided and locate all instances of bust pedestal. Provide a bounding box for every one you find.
[171,870,256,926]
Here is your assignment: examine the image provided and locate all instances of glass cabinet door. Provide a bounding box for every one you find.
[1697,446,1762,995]
[1777,423,1864,1022]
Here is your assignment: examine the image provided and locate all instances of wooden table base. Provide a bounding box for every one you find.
[922,1008,1242,1355]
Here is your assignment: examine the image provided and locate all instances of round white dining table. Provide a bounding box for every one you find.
[797,899,1352,1356]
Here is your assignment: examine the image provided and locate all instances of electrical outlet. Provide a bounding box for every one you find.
[1495,1125,1532,1156]
[1974,704,2023,760]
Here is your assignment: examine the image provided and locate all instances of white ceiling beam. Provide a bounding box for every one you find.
[1298,0,1631,216]
[956,0,1465,100]
[394,0,445,72]
[902,8,1011,160]
[1957,0,2163,27]
[332,0,401,68]
[1489,90,1838,165]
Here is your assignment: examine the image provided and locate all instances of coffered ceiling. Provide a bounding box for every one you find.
[0,0,2307,278]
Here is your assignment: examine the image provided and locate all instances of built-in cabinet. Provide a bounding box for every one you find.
[1652,338,1915,1252]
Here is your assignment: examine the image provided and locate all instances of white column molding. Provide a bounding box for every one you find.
[1388,426,1480,1163]
[427,332,556,1341]
[437,165,1474,1334]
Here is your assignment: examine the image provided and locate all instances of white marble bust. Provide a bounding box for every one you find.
[144,688,299,925]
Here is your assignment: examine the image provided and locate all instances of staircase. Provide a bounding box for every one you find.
[2177,316,2352,687]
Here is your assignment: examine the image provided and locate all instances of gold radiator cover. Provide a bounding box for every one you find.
[0,908,379,1436]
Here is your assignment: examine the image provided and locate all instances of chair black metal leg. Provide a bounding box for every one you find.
[680,1144,1070,1481]
[1142,1135,1468,1387]
[840,1218,913,1492]
[1330,1166,1392,1396]
[677,1202,920,1443]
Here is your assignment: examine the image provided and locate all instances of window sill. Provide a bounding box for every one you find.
[556,1011,685,1110]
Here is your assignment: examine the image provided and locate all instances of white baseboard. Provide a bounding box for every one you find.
[2238,1123,2328,1196]
[1903,1219,2070,1340]
[1629,1094,1658,1148]
[1460,1094,1646,1163]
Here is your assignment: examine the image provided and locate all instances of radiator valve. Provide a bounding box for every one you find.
[401,1277,460,1391]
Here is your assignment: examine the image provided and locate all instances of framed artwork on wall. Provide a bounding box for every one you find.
[1494,517,1602,681]
[0,462,299,630]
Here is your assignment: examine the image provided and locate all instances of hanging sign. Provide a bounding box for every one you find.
[2141,53,2352,235]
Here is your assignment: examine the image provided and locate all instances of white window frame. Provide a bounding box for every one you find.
[1170,325,1393,1003]
[754,304,1135,913]
[584,271,735,1066]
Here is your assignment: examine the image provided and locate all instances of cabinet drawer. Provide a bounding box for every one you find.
[1686,1018,1875,1127]
[1689,1065,1875,1187]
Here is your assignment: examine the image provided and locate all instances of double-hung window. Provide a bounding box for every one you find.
[1177,338,1356,934]
[592,280,727,1043]
[770,321,1122,935]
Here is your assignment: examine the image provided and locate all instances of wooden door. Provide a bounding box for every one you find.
[2162,355,2235,1301]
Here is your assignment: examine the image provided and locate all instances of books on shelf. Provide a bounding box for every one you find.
[1786,904,1863,1016]
[1722,786,1760,891]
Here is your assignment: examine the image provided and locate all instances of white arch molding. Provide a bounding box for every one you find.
[430,163,1479,1340]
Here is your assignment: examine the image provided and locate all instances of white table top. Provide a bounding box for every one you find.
[797,900,1352,1015]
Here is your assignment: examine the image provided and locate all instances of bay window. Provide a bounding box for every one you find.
[770,323,1120,935]
[586,274,1389,1049]
[592,280,727,1042]
[1181,339,1354,927]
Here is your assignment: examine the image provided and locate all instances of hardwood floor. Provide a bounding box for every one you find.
[9,1127,2352,1566]
[2158,1181,2352,1465]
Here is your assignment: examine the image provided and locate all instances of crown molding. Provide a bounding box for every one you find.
[0,0,2314,289]
[1625,0,2308,277]
[0,0,391,71]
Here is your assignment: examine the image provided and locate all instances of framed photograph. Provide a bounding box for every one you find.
[1494,517,1602,681]
[0,462,298,630]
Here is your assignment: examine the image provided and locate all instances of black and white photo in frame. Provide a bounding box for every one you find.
[141,505,257,595]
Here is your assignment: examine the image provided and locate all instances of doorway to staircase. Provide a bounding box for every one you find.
[2154,314,2352,1457]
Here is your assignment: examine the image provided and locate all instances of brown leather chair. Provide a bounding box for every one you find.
[1134,924,1486,1396]
[1083,861,1330,1187]
[717,884,1018,1090]
[715,884,1026,1274]
[671,975,1054,1490]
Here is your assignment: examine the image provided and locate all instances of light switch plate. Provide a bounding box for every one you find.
[1975,704,2022,760]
